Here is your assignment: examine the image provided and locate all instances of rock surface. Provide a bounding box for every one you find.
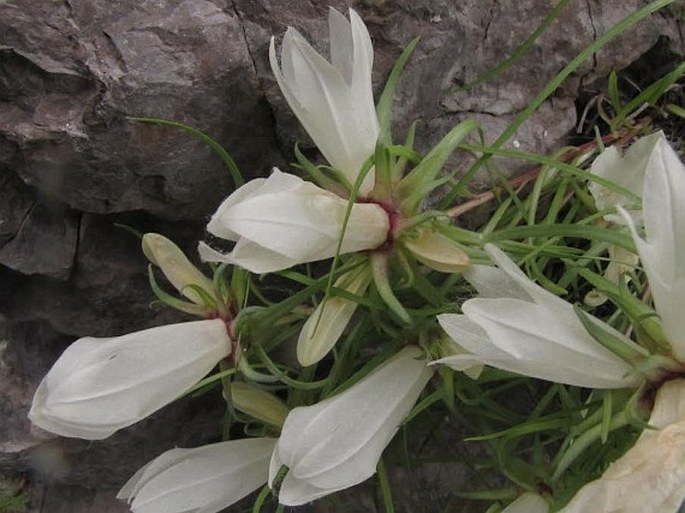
[0,0,682,512]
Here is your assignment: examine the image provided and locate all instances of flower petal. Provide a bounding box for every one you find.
[203,170,388,273]
[119,438,276,513]
[439,297,639,389]
[29,319,231,439]
[275,347,432,500]
[589,131,662,224]
[269,10,378,194]
[277,471,349,507]
[621,136,685,358]
[328,7,354,83]
[501,493,549,513]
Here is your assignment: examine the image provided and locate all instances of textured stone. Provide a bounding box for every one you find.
[0,213,205,337]
[0,0,282,219]
[0,202,79,280]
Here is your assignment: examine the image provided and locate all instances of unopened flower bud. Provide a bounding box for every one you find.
[229,381,289,429]
[403,227,470,273]
[142,233,214,305]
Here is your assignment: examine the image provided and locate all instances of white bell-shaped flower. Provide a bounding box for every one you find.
[589,132,664,225]
[200,169,389,273]
[269,346,433,506]
[118,438,276,513]
[557,379,685,513]
[620,135,685,360]
[29,319,232,440]
[270,8,379,195]
[436,244,644,388]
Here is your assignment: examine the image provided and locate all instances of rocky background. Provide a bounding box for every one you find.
[0,0,683,512]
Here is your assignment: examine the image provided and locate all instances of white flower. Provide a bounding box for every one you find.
[556,379,685,513]
[589,132,664,225]
[297,265,371,366]
[270,8,378,195]
[199,169,389,274]
[118,438,276,513]
[620,135,685,360]
[269,346,433,506]
[436,244,644,389]
[142,233,214,304]
[29,320,231,440]
[501,493,549,513]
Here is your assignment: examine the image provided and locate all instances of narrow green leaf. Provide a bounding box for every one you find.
[294,143,349,192]
[376,458,396,513]
[127,117,244,187]
[399,119,479,214]
[377,37,420,146]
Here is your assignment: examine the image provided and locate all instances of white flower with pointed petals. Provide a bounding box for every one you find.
[436,244,644,388]
[200,169,389,273]
[620,135,685,361]
[557,379,685,513]
[118,438,277,513]
[270,8,379,195]
[589,132,664,225]
[29,320,231,440]
[269,346,433,506]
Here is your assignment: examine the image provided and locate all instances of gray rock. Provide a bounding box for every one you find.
[0,202,79,280]
[0,0,282,218]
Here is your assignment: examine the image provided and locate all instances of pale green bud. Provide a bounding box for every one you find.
[142,233,214,305]
[230,381,289,429]
[403,226,470,273]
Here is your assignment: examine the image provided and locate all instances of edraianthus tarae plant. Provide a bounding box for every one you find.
[201,7,476,366]
[26,3,685,513]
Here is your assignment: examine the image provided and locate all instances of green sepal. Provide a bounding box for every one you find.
[294,143,349,193]
[400,168,455,215]
[370,252,410,323]
[147,265,212,317]
[212,263,234,318]
[391,121,419,181]
[181,283,218,309]
[373,141,393,201]
[398,119,479,214]
[578,268,670,353]
[573,304,647,365]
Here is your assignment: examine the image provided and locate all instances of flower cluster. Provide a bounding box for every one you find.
[27,6,685,513]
